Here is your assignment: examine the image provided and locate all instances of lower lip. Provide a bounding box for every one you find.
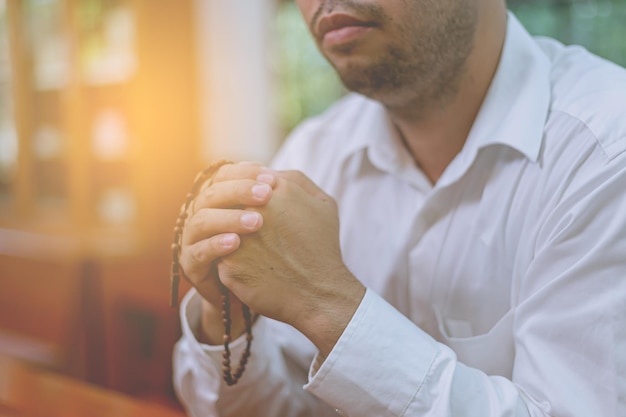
[322,26,373,48]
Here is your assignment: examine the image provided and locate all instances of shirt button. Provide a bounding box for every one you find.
[335,409,346,416]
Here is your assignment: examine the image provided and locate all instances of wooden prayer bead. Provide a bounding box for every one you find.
[169,160,254,386]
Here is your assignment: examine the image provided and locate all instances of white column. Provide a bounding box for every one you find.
[195,0,279,164]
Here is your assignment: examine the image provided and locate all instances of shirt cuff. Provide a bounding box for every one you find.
[178,288,272,386]
[304,288,444,416]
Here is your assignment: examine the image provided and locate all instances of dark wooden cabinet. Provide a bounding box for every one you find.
[0,0,201,408]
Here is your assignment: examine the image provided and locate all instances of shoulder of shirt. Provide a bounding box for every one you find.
[536,37,626,161]
[270,93,379,172]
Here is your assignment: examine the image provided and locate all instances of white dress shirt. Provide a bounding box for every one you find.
[173,13,626,417]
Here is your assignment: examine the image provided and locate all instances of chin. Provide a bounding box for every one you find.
[337,67,402,97]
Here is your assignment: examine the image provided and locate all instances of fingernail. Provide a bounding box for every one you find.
[220,234,237,248]
[252,183,271,199]
[256,173,275,185]
[240,212,261,228]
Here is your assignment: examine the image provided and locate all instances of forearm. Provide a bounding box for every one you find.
[291,265,366,358]
[198,298,248,346]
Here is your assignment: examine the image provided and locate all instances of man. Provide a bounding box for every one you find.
[173,0,626,416]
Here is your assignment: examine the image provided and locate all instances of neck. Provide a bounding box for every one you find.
[387,5,508,185]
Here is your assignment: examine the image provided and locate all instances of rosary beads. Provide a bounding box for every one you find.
[170,160,253,386]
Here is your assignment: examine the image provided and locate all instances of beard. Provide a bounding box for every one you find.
[319,0,479,111]
[338,45,407,93]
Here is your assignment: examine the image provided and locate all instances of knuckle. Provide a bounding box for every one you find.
[213,165,229,182]
[200,185,216,202]
[179,250,198,278]
[191,244,209,265]
[184,211,202,231]
[274,175,289,190]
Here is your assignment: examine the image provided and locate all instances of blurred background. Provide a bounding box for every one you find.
[0,0,624,413]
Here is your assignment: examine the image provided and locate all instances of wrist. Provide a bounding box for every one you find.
[198,298,247,345]
[294,267,366,358]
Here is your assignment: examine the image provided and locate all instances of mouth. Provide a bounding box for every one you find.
[316,13,376,46]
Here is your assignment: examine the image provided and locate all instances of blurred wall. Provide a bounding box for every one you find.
[195,0,279,165]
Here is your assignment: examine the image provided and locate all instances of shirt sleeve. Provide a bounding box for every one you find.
[172,289,339,417]
[304,159,626,417]
[304,289,531,417]
[306,269,623,417]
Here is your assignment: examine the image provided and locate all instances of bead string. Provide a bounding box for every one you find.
[220,283,253,386]
[170,160,254,386]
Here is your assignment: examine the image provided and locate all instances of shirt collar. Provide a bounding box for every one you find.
[340,12,551,187]
[463,12,551,163]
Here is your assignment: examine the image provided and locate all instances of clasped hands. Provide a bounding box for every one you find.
[179,162,365,355]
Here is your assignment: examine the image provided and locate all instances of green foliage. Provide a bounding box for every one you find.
[274,2,344,135]
[509,0,626,66]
